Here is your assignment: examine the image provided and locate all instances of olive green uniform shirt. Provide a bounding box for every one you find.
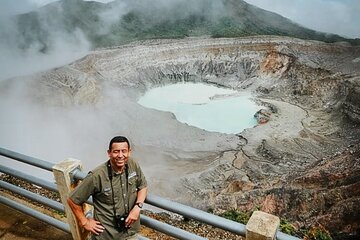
[70,158,147,240]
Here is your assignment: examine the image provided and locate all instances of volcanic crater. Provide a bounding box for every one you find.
[3,36,360,237]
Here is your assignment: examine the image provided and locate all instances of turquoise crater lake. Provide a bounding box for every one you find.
[138,83,262,134]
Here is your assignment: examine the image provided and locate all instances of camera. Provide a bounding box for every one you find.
[114,214,128,231]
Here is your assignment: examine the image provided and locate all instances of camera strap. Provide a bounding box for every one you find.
[107,161,129,217]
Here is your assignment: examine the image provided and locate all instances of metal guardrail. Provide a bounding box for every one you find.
[147,193,247,236]
[141,215,206,240]
[0,147,54,171]
[0,180,64,213]
[0,147,301,240]
[0,163,58,192]
[0,195,70,233]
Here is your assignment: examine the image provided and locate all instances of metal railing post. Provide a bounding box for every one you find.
[246,211,280,240]
[52,158,90,240]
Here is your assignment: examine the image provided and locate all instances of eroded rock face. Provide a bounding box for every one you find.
[343,79,360,123]
[263,144,360,235]
[259,50,295,77]
[2,36,360,238]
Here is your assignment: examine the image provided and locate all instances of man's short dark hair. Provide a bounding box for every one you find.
[109,136,130,150]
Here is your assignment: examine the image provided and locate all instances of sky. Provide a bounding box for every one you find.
[1,0,359,38]
[245,0,360,38]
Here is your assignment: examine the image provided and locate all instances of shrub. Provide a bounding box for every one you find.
[304,224,333,240]
[280,219,296,235]
[220,209,251,225]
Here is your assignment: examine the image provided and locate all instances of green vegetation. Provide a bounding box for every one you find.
[211,17,248,38]
[220,209,251,224]
[13,0,358,52]
[280,219,296,235]
[303,224,333,240]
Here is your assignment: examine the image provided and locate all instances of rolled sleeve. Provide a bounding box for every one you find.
[136,165,147,190]
[128,158,147,190]
[69,173,96,205]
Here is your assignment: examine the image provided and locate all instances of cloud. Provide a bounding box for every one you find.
[0,1,91,81]
[4,0,359,38]
[0,0,38,16]
[0,0,229,81]
[245,0,360,38]
[0,79,110,172]
[0,27,90,81]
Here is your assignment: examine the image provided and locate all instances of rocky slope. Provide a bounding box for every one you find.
[1,36,359,238]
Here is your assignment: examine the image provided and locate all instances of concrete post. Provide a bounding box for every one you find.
[246,211,280,240]
[53,158,90,240]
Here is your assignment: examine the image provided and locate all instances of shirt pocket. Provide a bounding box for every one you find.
[128,176,138,193]
[96,186,113,204]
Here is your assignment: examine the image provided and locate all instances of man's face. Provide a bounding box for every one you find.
[107,142,131,171]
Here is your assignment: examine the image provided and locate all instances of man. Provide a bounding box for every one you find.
[67,136,147,240]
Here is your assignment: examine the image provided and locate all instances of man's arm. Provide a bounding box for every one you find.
[67,198,105,235]
[136,186,148,204]
[125,187,148,227]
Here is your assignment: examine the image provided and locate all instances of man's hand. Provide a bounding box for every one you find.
[125,206,141,228]
[82,218,105,235]
[67,198,105,235]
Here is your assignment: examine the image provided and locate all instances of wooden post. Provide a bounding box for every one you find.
[246,211,280,240]
[53,158,90,240]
